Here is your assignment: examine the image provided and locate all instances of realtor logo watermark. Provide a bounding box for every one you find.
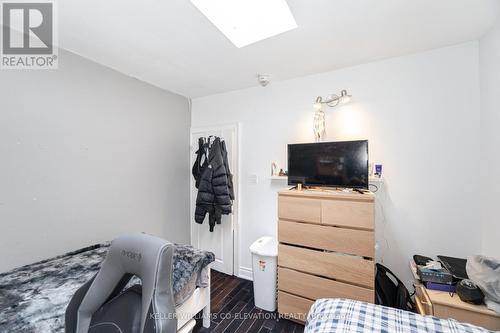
[1,0,58,69]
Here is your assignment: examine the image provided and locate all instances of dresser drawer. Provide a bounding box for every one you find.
[433,304,500,330]
[322,199,374,230]
[278,291,313,323]
[278,195,321,223]
[278,244,374,288]
[278,220,375,258]
[278,267,374,303]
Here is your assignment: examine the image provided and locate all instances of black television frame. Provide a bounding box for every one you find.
[287,140,369,189]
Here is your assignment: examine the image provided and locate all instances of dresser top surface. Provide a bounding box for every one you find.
[279,188,375,202]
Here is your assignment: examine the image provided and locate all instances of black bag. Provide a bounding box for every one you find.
[375,263,415,312]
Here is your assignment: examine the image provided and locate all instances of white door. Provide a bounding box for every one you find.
[190,124,238,275]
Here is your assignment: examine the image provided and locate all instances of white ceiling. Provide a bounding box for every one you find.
[59,0,500,98]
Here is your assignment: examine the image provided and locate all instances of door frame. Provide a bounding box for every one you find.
[189,123,240,276]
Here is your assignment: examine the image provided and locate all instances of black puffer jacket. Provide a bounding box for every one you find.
[221,140,235,200]
[192,137,207,189]
[193,137,233,231]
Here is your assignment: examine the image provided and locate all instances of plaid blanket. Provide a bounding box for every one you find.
[305,299,495,333]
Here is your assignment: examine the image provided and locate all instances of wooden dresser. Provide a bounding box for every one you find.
[277,189,375,323]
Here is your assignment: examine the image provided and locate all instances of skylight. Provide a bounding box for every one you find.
[190,0,297,48]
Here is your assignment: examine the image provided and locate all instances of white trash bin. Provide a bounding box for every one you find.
[250,236,278,312]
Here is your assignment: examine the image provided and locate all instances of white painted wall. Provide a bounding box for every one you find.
[0,49,191,272]
[192,42,481,286]
[479,21,500,258]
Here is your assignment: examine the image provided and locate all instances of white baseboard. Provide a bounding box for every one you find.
[238,266,253,281]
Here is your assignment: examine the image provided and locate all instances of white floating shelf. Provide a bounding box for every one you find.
[270,176,288,180]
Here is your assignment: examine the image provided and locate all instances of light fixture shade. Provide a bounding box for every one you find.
[313,102,322,110]
[313,97,323,110]
[313,109,326,142]
[339,90,352,104]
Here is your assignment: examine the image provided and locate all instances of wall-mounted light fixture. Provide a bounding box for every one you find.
[314,89,352,109]
[313,90,352,141]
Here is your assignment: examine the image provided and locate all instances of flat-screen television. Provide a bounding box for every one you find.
[288,140,369,189]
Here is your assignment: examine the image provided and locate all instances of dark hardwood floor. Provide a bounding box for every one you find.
[193,270,304,333]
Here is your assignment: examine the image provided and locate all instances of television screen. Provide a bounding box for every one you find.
[288,140,369,189]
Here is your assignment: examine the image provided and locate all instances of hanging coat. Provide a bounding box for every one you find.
[192,137,207,189]
[221,140,235,200]
[193,137,233,231]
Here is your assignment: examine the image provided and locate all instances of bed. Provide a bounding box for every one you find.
[0,242,214,333]
[304,299,496,333]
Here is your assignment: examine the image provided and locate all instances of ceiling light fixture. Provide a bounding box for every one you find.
[190,0,298,48]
